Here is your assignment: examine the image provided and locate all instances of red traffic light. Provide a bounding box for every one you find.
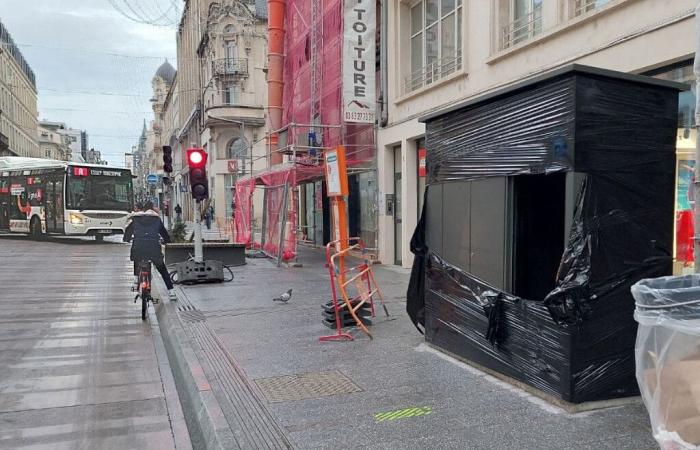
[187,148,209,201]
[187,148,207,167]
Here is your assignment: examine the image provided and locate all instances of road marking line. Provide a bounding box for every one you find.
[374,406,433,422]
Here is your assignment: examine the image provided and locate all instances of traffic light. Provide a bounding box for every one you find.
[187,148,208,201]
[162,146,173,173]
[162,146,173,186]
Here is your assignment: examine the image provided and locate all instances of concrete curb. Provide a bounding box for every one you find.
[148,303,193,450]
[154,284,237,450]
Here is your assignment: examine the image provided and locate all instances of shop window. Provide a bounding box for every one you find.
[646,61,696,274]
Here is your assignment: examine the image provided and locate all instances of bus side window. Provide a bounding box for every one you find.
[29,185,44,207]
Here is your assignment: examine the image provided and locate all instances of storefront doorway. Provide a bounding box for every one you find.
[394,146,402,265]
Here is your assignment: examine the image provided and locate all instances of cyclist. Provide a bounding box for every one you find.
[123,201,176,300]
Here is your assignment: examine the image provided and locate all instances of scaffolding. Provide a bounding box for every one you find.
[233,0,377,264]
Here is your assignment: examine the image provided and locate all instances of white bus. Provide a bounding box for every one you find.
[0,157,134,240]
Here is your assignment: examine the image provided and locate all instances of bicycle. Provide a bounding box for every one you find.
[133,260,159,320]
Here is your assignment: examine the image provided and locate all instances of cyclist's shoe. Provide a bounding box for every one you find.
[168,289,177,301]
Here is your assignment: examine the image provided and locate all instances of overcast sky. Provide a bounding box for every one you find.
[1,0,179,166]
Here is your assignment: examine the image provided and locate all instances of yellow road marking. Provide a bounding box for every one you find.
[374,406,432,422]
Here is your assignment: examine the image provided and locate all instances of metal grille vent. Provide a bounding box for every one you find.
[255,370,362,403]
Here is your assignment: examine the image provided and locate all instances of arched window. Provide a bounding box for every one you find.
[226,137,249,169]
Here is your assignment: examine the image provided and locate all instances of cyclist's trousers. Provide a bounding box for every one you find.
[134,254,174,290]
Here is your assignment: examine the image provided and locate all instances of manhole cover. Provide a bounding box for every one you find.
[179,310,206,323]
[255,370,362,403]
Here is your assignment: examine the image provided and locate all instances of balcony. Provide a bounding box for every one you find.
[501,7,543,50]
[573,0,610,16]
[205,98,265,128]
[402,51,463,96]
[212,58,248,77]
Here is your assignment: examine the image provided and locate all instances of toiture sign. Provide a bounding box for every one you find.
[342,0,376,124]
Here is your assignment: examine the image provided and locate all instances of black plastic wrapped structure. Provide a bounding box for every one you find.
[407,65,684,403]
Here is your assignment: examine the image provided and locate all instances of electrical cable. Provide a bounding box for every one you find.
[168,263,235,284]
[107,0,182,27]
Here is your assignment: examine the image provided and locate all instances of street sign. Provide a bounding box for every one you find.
[324,146,348,197]
[147,174,158,185]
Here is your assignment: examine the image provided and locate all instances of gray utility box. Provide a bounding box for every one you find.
[176,260,225,284]
[164,243,246,267]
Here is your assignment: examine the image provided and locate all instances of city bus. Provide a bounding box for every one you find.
[0,157,134,240]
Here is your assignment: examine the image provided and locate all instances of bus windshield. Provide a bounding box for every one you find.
[66,168,133,211]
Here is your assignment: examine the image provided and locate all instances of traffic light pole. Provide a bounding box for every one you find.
[194,200,204,263]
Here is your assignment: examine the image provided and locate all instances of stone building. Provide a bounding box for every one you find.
[0,20,39,158]
[170,0,268,225]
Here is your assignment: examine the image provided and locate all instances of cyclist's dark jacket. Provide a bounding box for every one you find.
[123,210,171,262]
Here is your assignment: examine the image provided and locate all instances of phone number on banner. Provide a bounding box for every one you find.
[345,111,375,123]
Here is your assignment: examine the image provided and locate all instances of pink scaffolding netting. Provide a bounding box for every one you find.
[233,0,376,261]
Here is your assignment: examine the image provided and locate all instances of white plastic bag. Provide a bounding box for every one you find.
[632,275,700,450]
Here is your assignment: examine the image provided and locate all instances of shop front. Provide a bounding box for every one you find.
[648,61,696,274]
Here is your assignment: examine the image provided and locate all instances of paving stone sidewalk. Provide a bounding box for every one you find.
[177,245,657,450]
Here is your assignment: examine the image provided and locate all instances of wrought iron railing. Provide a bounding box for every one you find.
[402,51,463,95]
[573,0,609,16]
[501,7,543,50]
[212,58,248,77]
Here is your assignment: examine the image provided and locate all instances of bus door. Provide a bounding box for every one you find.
[54,179,64,232]
[45,179,64,233]
[0,178,8,230]
[46,181,56,231]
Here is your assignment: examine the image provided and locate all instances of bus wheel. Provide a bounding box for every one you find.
[29,217,43,240]
[95,234,104,242]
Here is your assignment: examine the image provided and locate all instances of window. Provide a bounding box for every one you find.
[573,0,609,16]
[405,0,463,94]
[226,137,248,161]
[223,83,238,104]
[224,174,235,217]
[502,0,542,49]
[225,41,237,61]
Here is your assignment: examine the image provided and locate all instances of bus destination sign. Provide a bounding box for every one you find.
[73,167,124,177]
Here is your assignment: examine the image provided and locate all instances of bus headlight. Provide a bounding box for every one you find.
[69,213,83,225]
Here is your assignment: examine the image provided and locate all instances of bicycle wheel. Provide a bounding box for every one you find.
[142,292,148,320]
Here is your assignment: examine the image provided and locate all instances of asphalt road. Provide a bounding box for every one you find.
[0,235,188,449]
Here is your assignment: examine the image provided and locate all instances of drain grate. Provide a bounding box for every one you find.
[255,370,362,403]
[179,310,206,323]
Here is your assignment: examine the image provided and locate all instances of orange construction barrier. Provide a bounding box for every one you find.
[321,237,389,341]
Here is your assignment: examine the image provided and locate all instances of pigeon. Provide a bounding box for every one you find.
[273,288,292,303]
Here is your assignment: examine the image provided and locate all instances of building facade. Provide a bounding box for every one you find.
[171,0,268,226]
[199,0,268,226]
[0,20,39,158]
[37,121,89,162]
[133,120,150,202]
[378,0,698,268]
[37,124,69,160]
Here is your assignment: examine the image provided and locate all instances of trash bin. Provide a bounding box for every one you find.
[632,275,700,449]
